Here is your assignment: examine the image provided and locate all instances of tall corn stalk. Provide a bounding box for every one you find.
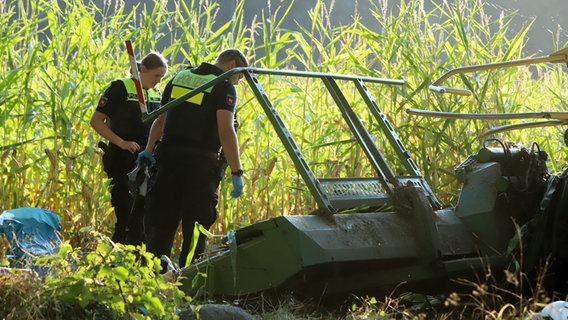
[1,0,566,243]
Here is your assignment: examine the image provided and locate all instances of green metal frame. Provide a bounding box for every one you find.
[409,47,568,136]
[145,68,441,212]
[428,47,568,96]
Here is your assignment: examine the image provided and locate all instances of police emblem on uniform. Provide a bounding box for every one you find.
[98,97,108,107]
[226,94,235,106]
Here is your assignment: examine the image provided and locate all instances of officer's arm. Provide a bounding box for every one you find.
[90,111,117,144]
[217,109,241,173]
[145,113,165,153]
[90,110,140,153]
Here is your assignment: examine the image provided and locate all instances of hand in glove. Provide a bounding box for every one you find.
[230,175,244,198]
[137,150,155,166]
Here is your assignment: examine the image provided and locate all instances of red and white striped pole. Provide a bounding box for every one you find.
[125,39,147,114]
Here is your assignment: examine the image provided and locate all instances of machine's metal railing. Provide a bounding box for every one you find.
[427,47,568,96]
[144,68,442,214]
[406,47,568,136]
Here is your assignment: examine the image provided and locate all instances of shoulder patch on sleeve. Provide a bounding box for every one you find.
[226,94,236,106]
[98,96,108,107]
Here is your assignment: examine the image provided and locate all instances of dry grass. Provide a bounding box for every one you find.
[1,0,567,318]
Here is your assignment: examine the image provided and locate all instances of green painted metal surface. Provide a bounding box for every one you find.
[180,183,515,297]
[153,50,567,298]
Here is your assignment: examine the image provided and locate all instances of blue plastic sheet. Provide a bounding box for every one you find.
[0,207,62,267]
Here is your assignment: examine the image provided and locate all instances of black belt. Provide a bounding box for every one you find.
[162,143,220,160]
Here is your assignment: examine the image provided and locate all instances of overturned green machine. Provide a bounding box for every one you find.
[147,48,568,299]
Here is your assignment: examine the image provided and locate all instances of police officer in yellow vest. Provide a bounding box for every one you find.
[91,51,168,243]
[139,48,248,269]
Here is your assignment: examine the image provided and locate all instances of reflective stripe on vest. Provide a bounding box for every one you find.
[119,78,161,105]
[170,71,216,106]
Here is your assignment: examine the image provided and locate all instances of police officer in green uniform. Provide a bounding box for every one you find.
[140,48,248,269]
[91,51,168,243]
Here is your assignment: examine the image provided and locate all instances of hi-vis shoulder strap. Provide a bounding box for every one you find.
[120,78,160,104]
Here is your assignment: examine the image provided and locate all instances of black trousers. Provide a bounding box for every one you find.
[144,147,222,269]
[103,145,136,243]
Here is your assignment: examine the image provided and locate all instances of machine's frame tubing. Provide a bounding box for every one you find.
[406,108,568,121]
[141,68,403,123]
[415,47,568,136]
[243,70,336,214]
[320,76,396,195]
[481,120,567,137]
[141,68,409,214]
[428,47,568,96]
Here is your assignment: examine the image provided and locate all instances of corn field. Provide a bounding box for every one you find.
[2,0,567,254]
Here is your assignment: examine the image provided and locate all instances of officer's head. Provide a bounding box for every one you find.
[138,51,168,89]
[215,49,248,85]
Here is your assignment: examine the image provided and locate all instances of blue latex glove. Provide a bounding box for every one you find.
[137,150,155,166]
[230,175,244,198]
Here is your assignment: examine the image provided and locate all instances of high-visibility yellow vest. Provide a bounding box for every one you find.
[120,78,161,112]
[170,71,216,106]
